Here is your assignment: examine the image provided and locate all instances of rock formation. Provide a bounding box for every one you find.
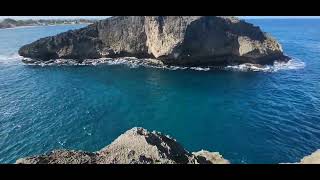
[15,127,229,164]
[19,16,289,66]
[297,150,320,164]
[14,127,320,164]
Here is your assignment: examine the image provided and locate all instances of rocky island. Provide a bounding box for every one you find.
[18,16,290,67]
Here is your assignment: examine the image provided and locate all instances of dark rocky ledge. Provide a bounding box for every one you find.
[18,16,290,66]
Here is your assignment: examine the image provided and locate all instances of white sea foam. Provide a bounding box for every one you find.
[225,59,305,72]
[23,57,305,72]
[0,53,23,64]
[190,67,211,71]
[0,53,23,60]
[24,57,213,71]
[58,140,66,146]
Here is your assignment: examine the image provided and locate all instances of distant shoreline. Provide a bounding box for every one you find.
[0,18,96,30]
[0,23,91,30]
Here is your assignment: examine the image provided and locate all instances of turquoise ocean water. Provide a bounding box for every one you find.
[0,20,319,163]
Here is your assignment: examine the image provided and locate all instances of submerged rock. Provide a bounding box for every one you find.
[15,127,229,164]
[19,16,289,66]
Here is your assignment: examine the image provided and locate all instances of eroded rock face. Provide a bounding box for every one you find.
[19,16,289,66]
[15,127,229,164]
[192,150,230,164]
[15,150,99,164]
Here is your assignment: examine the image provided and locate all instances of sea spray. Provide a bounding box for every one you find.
[0,53,23,65]
[225,59,305,72]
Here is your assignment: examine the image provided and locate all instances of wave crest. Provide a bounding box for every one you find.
[0,53,23,65]
[0,53,23,60]
[225,59,305,72]
[23,57,213,71]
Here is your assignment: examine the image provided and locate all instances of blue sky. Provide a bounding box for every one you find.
[1,16,320,20]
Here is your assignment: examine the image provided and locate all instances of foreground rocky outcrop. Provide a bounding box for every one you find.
[19,16,289,66]
[297,150,320,164]
[15,127,229,164]
[15,127,320,164]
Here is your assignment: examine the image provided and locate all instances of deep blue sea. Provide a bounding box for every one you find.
[0,20,320,164]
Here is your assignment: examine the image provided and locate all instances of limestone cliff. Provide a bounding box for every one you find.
[19,16,289,66]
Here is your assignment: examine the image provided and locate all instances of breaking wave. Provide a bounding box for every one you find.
[0,53,23,65]
[0,53,23,61]
[23,57,212,71]
[23,57,305,72]
[225,59,305,72]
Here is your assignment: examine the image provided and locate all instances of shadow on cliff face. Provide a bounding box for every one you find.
[159,16,284,66]
[144,130,191,164]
